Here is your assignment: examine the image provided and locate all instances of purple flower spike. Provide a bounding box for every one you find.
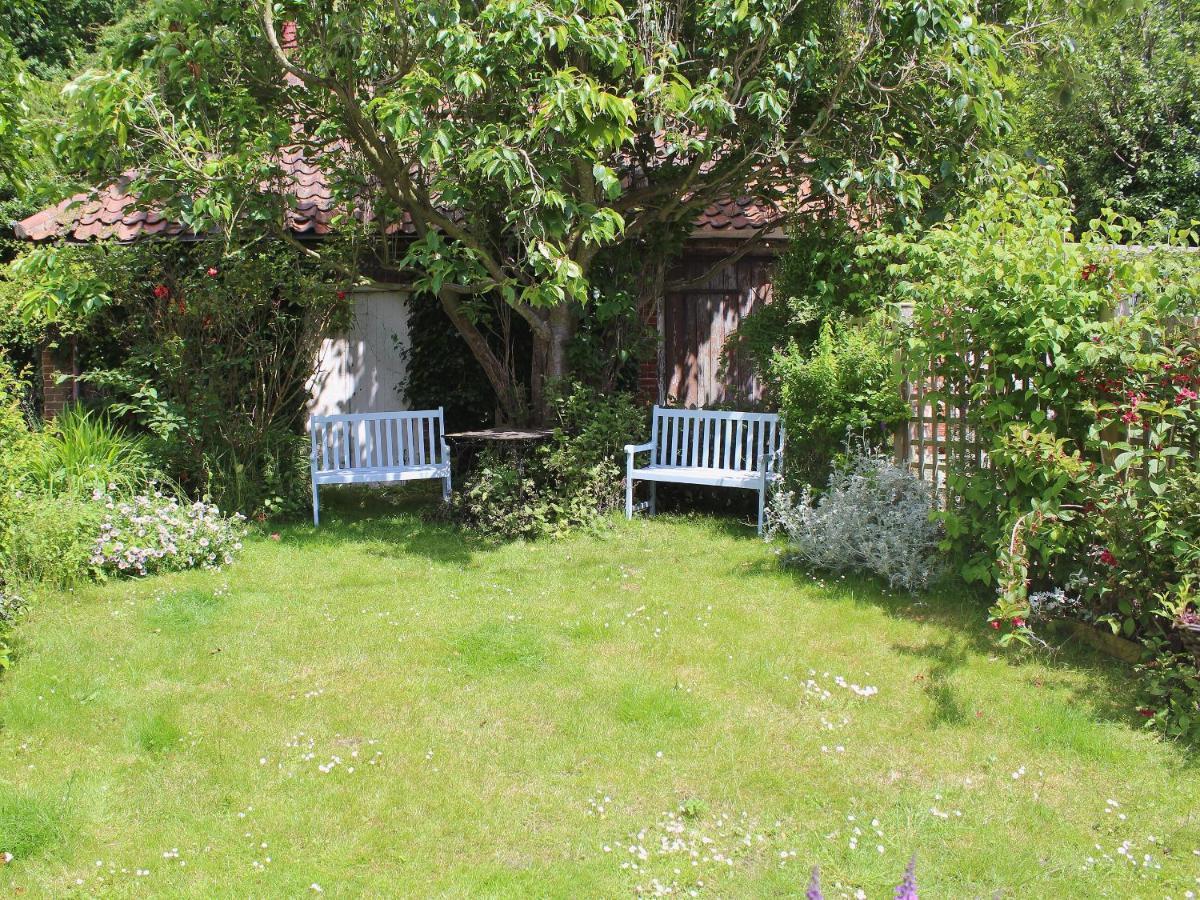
[805,866,823,900]
[893,854,918,899]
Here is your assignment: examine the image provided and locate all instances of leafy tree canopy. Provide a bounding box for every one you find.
[1,0,143,79]
[31,0,1024,421]
[1015,0,1200,226]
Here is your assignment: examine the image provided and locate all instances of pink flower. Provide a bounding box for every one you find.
[1012,617,1026,628]
[1177,387,1198,404]
[153,283,170,299]
[989,620,1000,630]
[206,266,219,277]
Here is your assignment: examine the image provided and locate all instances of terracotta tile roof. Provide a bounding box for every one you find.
[14,152,791,243]
[693,194,784,233]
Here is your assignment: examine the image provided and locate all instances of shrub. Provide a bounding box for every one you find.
[1136,640,1200,744]
[0,579,26,672]
[877,162,1200,739]
[768,446,941,592]
[24,405,157,497]
[14,240,349,516]
[454,383,643,539]
[770,315,908,485]
[0,492,103,586]
[89,489,247,576]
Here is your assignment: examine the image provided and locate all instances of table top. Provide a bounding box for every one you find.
[444,428,554,442]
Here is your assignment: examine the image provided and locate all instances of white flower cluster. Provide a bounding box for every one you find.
[89,486,247,577]
[767,450,942,592]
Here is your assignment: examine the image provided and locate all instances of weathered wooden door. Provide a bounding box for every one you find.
[662,254,774,408]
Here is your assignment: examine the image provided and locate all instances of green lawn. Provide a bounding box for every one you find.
[1,491,1198,898]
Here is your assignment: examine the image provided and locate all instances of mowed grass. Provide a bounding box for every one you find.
[0,489,1198,897]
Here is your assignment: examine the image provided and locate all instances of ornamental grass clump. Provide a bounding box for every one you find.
[90,488,247,577]
[768,447,941,592]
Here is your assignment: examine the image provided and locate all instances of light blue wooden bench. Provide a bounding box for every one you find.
[625,406,784,534]
[309,409,451,526]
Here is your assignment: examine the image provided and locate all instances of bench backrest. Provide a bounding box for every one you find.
[650,406,783,473]
[310,409,448,472]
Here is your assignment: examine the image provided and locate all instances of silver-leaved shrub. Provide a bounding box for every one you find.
[768,449,941,592]
[90,488,247,577]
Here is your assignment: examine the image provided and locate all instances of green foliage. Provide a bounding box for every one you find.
[23,405,156,497]
[770,316,908,485]
[0,37,31,188]
[399,292,500,431]
[1137,639,1200,744]
[0,493,103,586]
[1015,0,1200,225]
[1,0,141,78]
[0,581,25,672]
[734,215,906,486]
[454,383,643,539]
[881,162,1200,739]
[870,163,1200,580]
[0,355,29,660]
[9,240,349,515]
[46,0,1020,420]
[0,402,158,585]
[735,215,871,377]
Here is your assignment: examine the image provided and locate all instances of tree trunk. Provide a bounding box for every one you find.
[436,288,527,424]
[530,303,577,424]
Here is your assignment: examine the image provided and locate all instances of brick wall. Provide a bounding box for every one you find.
[637,308,659,403]
[39,340,75,420]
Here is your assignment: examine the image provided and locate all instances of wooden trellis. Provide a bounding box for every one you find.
[894,310,1200,502]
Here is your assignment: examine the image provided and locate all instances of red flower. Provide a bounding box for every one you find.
[989,620,1001,630]
[153,283,170,299]
[206,266,219,277]
[1098,549,1118,567]
[1081,263,1098,281]
[176,298,187,315]
[1177,387,1198,404]
[1120,409,1139,424]
[336,290,347,301]
[1012,617,1026,628]
[1138,708,1155,717]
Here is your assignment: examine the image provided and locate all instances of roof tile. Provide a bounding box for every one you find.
[16,151,797,242]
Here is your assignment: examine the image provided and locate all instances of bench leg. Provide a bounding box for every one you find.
[649,481,657,516]
[757,480,766,536]
[442,473,452,503]
[312,483,320,527]
[625,471,634,520]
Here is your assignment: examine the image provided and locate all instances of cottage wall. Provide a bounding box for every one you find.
[309,287,412,415]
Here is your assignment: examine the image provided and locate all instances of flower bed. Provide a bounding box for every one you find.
[90,487,247,576]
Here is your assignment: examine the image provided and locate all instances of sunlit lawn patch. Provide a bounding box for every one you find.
[0,489,1197,897]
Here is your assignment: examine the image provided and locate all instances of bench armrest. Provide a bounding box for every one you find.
[625,441,655,455]
[758,446,784,472]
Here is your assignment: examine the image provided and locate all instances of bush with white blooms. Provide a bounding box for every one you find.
[90,486,247,577]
